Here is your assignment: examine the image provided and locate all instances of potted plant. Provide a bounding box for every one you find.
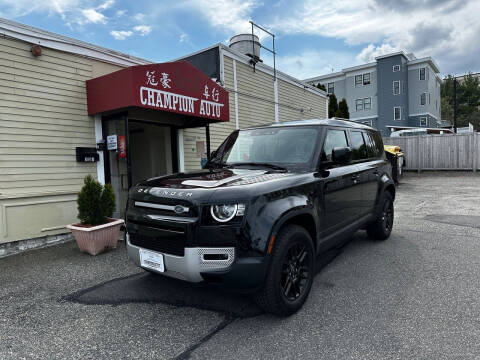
[67,175,124,255]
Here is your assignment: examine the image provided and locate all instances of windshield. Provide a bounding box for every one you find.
[215,126,319,169]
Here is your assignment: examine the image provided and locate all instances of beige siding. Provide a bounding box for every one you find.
[0,36,122,243]
[182,54,327,171]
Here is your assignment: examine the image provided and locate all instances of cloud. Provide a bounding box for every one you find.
[110,30,133,40]
[97,0,114,10]
[0,0,80,18]
[115,9,126,17]
[181,0,258,34]
[133,25,152,36]
[134,13,146,22]
[179,33,188,43]
[81,8,107,24]
[268,0,480,75]
[356,44,400,63]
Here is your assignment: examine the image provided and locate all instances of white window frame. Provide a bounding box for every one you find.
[393,65,400,72]
[419,67,426,80]
[364,97,371,110]
[394,106,402,121]
[363,73,371,85]
[420,92,427,106]
[355,75,363,86]
[393,80,400,95]
[355,98,363,111]
[420,117,428,126]
[327,82,334,94]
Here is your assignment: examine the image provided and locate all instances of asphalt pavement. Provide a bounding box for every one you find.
[1,172,479,359]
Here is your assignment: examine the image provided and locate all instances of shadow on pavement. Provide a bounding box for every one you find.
[63,246,345,318]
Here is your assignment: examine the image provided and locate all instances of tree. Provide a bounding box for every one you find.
[316,83,326,92]
[441,73,480,130]
[328,93,338,118]
[338,98,350,119]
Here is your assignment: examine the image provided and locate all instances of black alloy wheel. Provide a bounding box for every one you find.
[254,225,315,316]
[367,191,394,240]
[281,243,310,301]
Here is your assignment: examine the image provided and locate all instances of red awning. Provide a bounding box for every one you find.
[86,61,229,123]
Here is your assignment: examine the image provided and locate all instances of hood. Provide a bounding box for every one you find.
[137,168,294,190]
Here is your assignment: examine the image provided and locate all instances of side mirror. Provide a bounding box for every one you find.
[332,147,352,165]
[210,150,218,159]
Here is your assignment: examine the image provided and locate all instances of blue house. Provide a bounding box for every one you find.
[304,52,442,136]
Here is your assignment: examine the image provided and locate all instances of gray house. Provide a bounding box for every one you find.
[304,52,442,136]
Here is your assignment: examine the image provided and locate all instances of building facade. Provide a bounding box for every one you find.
[305,52,442,136]
[0,18,327,251]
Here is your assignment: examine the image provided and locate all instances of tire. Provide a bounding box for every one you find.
[254,225,315,316]
[366,192,394,241]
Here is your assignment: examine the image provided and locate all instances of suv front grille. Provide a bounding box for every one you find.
[129,232,185,257]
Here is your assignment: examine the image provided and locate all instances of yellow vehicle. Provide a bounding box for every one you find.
[384,145,404,184]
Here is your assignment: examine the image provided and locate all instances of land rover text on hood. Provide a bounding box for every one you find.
[126,118,395,316]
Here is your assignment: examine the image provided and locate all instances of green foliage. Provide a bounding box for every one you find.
[338,98,350,119]
[77,175,116,226]
[328,93,338,118]
[316,83,326,92]
[441,73,480,130]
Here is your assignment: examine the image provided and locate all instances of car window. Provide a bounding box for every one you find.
[364,132,377,158]
[349,131,367,160]
[370,131,384,157]
[322,129,348,162]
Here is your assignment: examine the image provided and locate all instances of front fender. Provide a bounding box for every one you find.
[245,189,318,255]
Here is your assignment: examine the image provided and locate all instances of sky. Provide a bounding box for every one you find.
[0,0,479,79]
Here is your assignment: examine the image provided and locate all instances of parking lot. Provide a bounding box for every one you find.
[1,172,479,360]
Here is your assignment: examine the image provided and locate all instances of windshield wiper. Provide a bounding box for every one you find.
[227,162,287,171]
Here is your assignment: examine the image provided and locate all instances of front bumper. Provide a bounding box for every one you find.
[126,233,268,291]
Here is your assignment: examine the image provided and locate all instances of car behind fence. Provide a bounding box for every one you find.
[383,132,479,172]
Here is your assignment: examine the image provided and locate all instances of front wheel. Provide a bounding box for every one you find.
[366,192,394,240]
[254,225,315,316]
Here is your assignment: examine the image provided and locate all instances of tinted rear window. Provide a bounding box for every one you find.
[349,131,367,160]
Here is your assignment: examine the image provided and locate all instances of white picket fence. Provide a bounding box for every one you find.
[383,132,479,172]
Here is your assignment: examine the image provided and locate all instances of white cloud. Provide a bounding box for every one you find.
[133,25,152,36]
[97,0,114,10]
[134,13,146,22]
[179,33,188,43]
[0,0,80,18]
[81,8,107,24]
[356,44,400,63]
[116,9,126,17]
[110,30,133,40]
[269,0,480,75]
[182,0,258,34]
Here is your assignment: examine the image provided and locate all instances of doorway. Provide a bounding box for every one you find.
[103,117,177,218]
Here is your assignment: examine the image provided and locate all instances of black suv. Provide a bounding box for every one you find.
[126,119,395,316]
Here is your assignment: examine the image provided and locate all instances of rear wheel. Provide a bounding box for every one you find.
[254,225,315,316]
[367,192,394,240]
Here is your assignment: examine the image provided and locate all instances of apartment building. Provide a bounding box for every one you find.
[305,52,442,136]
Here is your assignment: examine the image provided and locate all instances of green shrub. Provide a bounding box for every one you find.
[77,175,116,226]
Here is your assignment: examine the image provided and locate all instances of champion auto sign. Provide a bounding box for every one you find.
[86,61,229,122]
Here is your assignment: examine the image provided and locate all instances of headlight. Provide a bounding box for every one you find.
[210,204,245,223]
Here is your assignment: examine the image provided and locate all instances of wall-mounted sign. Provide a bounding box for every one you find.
[118,135,127,159]
[86,62,230,123]
[107,135,117,150]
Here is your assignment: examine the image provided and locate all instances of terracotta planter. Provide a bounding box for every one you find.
[67,218,124,256]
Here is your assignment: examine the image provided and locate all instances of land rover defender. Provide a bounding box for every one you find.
[126,118,395,315]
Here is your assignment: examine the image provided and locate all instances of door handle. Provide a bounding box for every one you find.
[351,175,359,180]
[373,170,380,176]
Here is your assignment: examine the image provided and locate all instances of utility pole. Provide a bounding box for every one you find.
[453,78,457,134]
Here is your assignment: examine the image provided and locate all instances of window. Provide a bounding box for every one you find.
[355,75,363,86]
[420,92,426,106]
[420,117,428,126]
[393,80,400,95]
[355,99,363,111]
[370,131,384,157]
[349,131,367,160]
[393,65,400,72]
[364,132,377,158]
[420,67,426,80]
[322,129,348,162]
[363,73,371,85]
[327,82,334,94]
[364,97,371,110]
[394,106,401,120]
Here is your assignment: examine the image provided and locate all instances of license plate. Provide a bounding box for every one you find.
[139,249,165,272]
